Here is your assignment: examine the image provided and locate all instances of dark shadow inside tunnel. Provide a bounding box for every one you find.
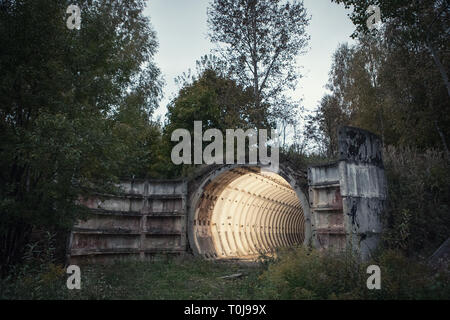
[190,167,305,259]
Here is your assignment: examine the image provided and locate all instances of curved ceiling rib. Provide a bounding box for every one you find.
[193,168,305,259]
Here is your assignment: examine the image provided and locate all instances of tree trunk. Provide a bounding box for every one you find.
[427,44,450,98]
[250,1,260,116]
[434,120,450,161]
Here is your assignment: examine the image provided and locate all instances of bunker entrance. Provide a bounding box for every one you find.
[191,167,305,259]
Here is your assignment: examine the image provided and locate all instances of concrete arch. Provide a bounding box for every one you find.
[68,126,386,263]
[187,163,312,258]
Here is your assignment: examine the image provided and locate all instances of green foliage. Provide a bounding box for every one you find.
[112,106,166,179]
[207,0,310,125]
[0,0,163,271]
[166,69,256,132]
[1,255,263,300]
[308,28,449,155]
[0,231,67,299]
[2,249,447,300]
[331,0,448,47]
[257,247,449,300]
[257,247,366,299]
[162,68,258,177]
[382,146,450,255]
[325,1,450,154]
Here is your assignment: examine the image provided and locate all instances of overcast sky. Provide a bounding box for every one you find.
[144,0,356,122]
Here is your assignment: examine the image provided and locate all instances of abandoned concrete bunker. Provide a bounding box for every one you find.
[68,126,387,263]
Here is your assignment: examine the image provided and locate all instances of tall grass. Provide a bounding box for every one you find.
[257,247,449,300]
[1,248,448,300]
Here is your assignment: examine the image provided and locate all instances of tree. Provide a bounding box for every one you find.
[272,96,299,148]
[0,0,162,271]
[332,0,450,98]
[207,0,310,126]
[163,68,256,177]
[310,29,449,156]
[332,0,450,155]
[167,69,256,132]
[112,103,165,179]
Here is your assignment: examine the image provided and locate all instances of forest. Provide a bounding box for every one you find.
[0,0,448,300]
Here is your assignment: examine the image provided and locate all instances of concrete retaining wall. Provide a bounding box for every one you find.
[308,127,386,258]
[68,180,187,264]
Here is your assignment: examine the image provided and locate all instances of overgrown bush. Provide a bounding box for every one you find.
[257,247,449,300]
[0,231,67,299]
[382,146,450,256]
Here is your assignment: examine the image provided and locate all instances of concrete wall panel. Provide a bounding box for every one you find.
[69,126,385,262]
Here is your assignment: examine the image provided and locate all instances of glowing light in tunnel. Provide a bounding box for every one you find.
[192,168,305,259]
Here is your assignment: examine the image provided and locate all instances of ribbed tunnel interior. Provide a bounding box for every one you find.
[192,167,305,259]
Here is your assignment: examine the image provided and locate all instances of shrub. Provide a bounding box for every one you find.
[382,146,450,256]
[0,231,67,299]
[257,247,449,300]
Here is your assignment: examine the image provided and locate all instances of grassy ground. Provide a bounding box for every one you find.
[0,255,265,300]
[1,248,448,300]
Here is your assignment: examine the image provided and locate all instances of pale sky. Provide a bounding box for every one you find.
[144,0,356,122]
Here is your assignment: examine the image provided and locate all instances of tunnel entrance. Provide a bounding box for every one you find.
[68,126,386,263]
[188,166,307,259]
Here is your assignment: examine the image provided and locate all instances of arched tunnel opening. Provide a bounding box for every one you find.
[69,126,384,263]
[189,167,306,259]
